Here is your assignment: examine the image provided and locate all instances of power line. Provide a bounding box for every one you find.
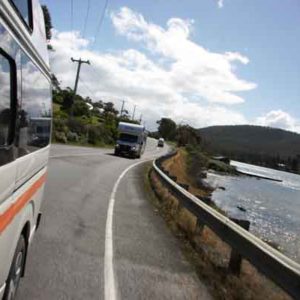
[70,0,73,31]
[79,76,94,96]
[79,75,123,106]
[90,65,105,83]
[82,0,91,38]
[89,67,138,115]
[92,0,109,49]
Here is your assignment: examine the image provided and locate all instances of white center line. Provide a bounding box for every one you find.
[104,160,150,300]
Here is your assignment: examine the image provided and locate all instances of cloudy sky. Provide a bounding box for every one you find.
[42,0,300,132]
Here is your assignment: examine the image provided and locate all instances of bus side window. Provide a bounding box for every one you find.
[0,54,11,146]
[0,49,16,166]
[18,53,51,157]
[9,0,33,30]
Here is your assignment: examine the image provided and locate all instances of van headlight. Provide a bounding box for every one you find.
[116,144,120,148]
[131,146,136,151]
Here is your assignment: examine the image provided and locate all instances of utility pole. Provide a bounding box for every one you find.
[132,104,136,120]
[139,114,142,124]
[70,57,90,116]
[120,100,125,117]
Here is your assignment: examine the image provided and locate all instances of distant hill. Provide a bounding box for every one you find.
[198,125,300,171]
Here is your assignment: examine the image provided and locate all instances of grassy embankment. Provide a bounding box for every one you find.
[144,148,291,300]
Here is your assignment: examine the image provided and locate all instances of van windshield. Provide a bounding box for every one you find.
[119,133,138,143]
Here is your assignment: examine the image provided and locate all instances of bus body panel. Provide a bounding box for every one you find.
[0,160,16,205]
[31,0,49,66]
[0,165,46,288]
[0,163,47,296]
[0,196,32,290]
[15,143,49,190]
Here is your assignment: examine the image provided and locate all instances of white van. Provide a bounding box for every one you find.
[0,0,52,299]
[157,138,165,147]
[115,122,147,158]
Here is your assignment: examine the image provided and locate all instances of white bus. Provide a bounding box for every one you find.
[0,0,52,299]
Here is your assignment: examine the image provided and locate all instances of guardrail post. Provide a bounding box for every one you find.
[228,218,250,276]
[164,170,170,176]
[169,175,177,182]
[178,183,189,191]
[196,195,212,205]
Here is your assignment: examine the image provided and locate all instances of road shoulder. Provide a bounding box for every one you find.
[113,162,212,299]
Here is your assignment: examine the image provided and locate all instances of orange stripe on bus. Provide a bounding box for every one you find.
[0,173,47,234]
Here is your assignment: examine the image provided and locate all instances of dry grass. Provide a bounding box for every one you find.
[145,163,291,300]
[162,148,207,197]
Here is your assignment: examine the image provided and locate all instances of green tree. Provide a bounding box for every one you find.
[104,102,118,115]
[60,88,74,111]
[93,101,104,109]
[157,118,177,140]
[51,74,60,91]
[73,99,90,117]
[176,125,201,147]
[42,5,52,41]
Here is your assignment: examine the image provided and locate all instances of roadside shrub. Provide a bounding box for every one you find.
[87,126,100,144]
[54,131,67,143]
[67,131,79,142]
[53,118,68,134]
[186,145,209,172]
[208,159,237,174]
[67,118,86,135]
[54,109,68,119]
[87,125,114,145]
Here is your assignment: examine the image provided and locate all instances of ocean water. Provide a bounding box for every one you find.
[206,161,300,263]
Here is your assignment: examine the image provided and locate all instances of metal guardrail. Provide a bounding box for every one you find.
[153,153,300,299]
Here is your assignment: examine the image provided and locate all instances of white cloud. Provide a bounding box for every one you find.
[256,110,300,133]
[51,30,89,51]
[49,7,256,130]
[111,7,256,105]
[217,0,224,8]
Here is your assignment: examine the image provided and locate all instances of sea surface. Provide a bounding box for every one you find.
[206,160,300,263]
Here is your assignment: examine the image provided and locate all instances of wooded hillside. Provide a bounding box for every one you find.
[199,125,300,171]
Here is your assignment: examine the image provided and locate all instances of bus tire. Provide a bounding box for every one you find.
[3,235,26,300]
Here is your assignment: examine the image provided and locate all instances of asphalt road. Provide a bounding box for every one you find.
[18,139,212,300]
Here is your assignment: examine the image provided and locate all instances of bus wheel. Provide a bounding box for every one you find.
[3,235,26,300]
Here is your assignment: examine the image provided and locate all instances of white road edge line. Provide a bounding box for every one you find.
[104,159,151,300]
